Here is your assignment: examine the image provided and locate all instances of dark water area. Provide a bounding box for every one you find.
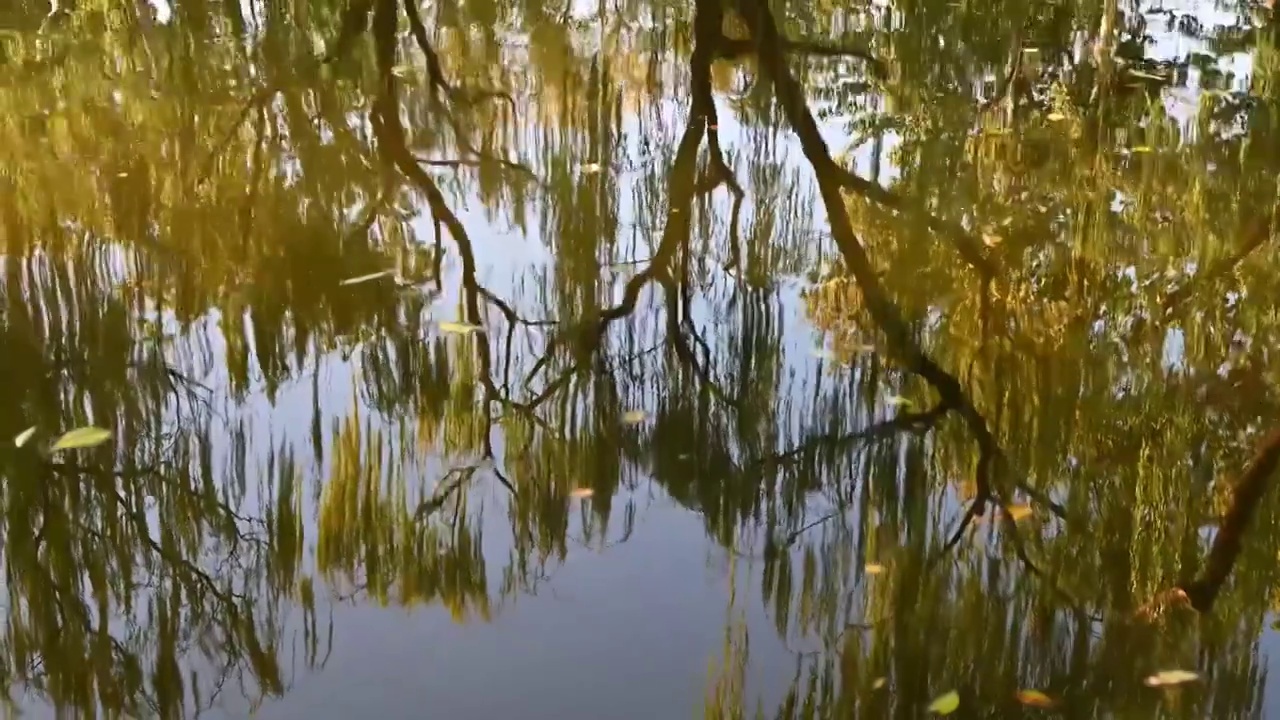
[2,0,1280,717]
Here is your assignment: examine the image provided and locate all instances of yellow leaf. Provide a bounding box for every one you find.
[1046,112,1066,122]
[928,690,960,715]
[1128,69,1166,81]
[1144,669,1199,687]
[50,426,112,451]
[1130,146,1154,154]
[1016,689,1056,708]
[1005,504,1034,521]
[622,410,648,425]
[871,677,886,690]
[982,232,1004,248]
[439,321,482,334]
[13,426,36,447]
[885,395,913,408]
[581,163,603,174]
[569,488,595,499]
[865,563,885,575]
[340,270,394,286]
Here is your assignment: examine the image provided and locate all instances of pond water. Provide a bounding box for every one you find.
[2,0,1280,717]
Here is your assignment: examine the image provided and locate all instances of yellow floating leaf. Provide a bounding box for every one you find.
[865,563,885,575]
[51,426,112,451]
[885,395,913,408]
[569,488,595,499]
[928,690,960,715]
[1130,146,1154,154]
[1005,504,1034,521]
[1016,689,1056,708]
[13,426,36,447]
[622,410,648,425]
[982,232,1004,248]
[439,321,482,334]
[871,677,886,690]
[1144,669,1199,687]
[1046,112,1066,122]
[581,163,603,174]
[1127,69,1167,81]
[340,270,394,286]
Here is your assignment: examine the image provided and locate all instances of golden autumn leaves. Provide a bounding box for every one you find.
[13,425,113,452]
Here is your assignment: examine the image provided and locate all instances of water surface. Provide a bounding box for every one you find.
[3,0,1280,717]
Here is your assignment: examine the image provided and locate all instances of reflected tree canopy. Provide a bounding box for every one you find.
[1,0,1278,717]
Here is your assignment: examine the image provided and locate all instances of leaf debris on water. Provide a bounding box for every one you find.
[13,426,36,447]
[581,163,603,174]
[622,410,648,425]
[569,488,595,499]
[1016,689,1056,708]
[865,563,885,575]
[1144,669,1199,687]
[340,270,395,286]
[885,395,913,408]
[439,321,482,334]
[871,677,886,690]
[51,426,113,451]
[1046,112,1066,122]
[1005,504,1034,521]
[928,690,960,715]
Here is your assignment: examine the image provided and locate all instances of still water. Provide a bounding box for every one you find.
[3,0,1280,717]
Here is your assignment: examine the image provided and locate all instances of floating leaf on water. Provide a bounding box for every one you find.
[1016,689,1056,708]
[438,321,482,334]
[569,488,595,499]
[928,690,960,715]
[1130,146,1154,154]
[1005,504,1034,521]
[982,232,1004,248]
[1046,112,1066,122]
[13,426,36,447]
[390,64,412,77]
[581,163,603,174]
[871,677,886,690]
[1127,69,1167,81]
[51,426,112,451]
[865,563,885,575]
[340,270,394,286]
[885,395,913,408]
[1144,669,1199,687]
[622,410,648,425]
